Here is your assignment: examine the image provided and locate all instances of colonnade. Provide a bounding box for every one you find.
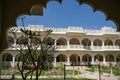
[53,52,117,66]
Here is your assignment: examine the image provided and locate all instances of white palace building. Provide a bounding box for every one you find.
[1,25,120,67]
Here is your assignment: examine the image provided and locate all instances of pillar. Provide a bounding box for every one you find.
[14,37,16,46]
[91,40,93,47]
[80,56,82,63]
[91,55,94,64]
[54,57,56,66]
[79,40,81,45]
[54,39,57,47]
[103,56,106,65]
[67,39,69,48]
[67,57,70,65]
[102,40,105,47]
[12,56,15,67]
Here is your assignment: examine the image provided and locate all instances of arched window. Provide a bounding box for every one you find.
[106,54,114,62]
[8,36,14,45]
[93,39,102,46]
[115,39,120,46]
[69,38,79,45]
[2,53,12,61]
[82,38,91,46]
[70,54,80,65]
[45,37,54,45]
[82,54,92,62]
[56,54,67,62]
[104,39,113,46]
[56,38,67,45]
[94,54,103,62]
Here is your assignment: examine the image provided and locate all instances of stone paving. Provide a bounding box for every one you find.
[1,71,120,80]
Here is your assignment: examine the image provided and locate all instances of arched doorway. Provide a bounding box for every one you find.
[106,54,114,62]
[94,54,103,62]
[70,54,80,65]
[56,54,67,66]
[82,54,92,63]
[2,53,12,67]
[115,39,120,46]
[56,54,67,62]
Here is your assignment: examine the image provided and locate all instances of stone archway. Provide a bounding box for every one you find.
[82,54,92,62]
[56,54,67,62]
[115,39,120,46]
[93,39,102,46]
[106,54,114,62]
[82,38,91,46]
[104,39,113,46]
[70,54,80,65]
[56,38,67,45]
[2,53,12,67]
[94,54,103,62]
[69,38,80,45]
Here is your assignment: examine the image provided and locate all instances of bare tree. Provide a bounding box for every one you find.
[9,27,55,80]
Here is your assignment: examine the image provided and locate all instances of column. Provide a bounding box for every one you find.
[79,40,81,45]
[91,55,94,64]
[0,54,2,79]
[80,56,82,64]
[14,38,16,46]
[102,40,105,49]
[67,57,70,65]
[67,39,69,49]
[12,56,15,67]
[54,57,56,66]
[54,39,57,48]
[113,40,115,46]
[91,40,93,47]
[103,56,106,65]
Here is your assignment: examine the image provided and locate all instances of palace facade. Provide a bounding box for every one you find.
[2,25,120,67]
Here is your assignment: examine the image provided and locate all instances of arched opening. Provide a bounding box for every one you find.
[115,39,120,46]
[94,54,103,62]
[82,54,92,62]
[104,39,113,46]
[16,35,28,45]
[56,38,67,45]
[69,38,80,45]
[93,39,102,46]
[2,53,12,67]
[8,36,14,45]
[70,54,80,65]
[2,53,12,61]
[56,54,67,62]
[45,37,54,45]
[106,54,114,62]
[82,38,91,46]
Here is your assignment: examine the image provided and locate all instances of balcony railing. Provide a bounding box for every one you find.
[8,44,120,51]
[69,45,84,49]
[68,27,84,33]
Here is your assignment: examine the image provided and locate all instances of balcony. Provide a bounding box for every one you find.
[56,45,120,51]
[7,44,120,51]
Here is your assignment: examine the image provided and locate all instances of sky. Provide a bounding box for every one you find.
[17,0,116,30]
